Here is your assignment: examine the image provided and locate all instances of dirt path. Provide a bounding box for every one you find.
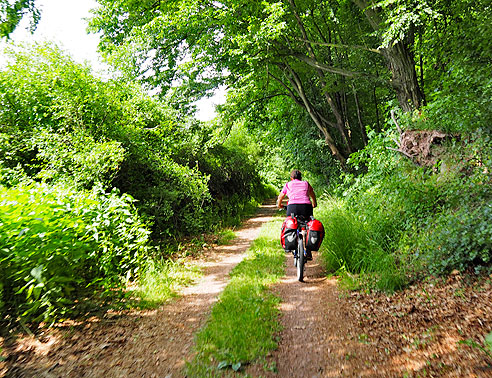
[251,254,492,378]
[248,253,378,378]
[1,202,278,378]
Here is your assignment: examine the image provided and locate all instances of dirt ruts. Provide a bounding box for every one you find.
[5,201,486,378]
[247,252,378,378]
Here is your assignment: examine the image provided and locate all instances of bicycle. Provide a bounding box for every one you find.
[292,214,310,282]
[280,206,311,282]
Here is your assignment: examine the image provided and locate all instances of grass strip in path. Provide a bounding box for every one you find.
[185,219,285,377]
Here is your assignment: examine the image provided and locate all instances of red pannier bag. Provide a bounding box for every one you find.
[306,218,325,251]
[280,215,298,250]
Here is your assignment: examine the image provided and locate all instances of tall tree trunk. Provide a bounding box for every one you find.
[269,64,348,168]
[284,66,348,168]
[353,0,424,111]
[381,41,423,112]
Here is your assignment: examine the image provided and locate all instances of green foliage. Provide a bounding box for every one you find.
[416,202,492,275]
[0,0,40,38]
[0,42,277,326]
[326,121,492,290]
[0,182,150,323]
[407,131,492,275]
[131,257,201,307]
[422,63,492,133]
[89,0,386,164]
[0,43,271,238]
[316,197,405,292]
[341,127,442,253]
[186,220,284,376]
[415,0,492,133]
[0,129,126,189]
[216,229,236,245]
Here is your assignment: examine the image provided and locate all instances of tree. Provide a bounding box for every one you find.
[89,0,491,168]
[352,0,424,112]
[89,0,389,167]
[0,0,40,38]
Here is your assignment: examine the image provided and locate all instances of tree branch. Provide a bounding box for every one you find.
[241,93,291,110]
[387,147,421,166]
[295,37,382,54]
[390,109,403,134]
[292,53,366,78]
[268,70,304,107]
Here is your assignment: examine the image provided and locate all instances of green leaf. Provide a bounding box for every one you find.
[232,362,241,371]
[217,361,229,369]
[26,284,34,300]
[30,265,44,282]
[485,332,492,353]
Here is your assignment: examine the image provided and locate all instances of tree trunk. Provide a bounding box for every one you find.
[283,65,348,168]
[288,0,353,156]
[381,41,424,112]
[269,64,348,168]
[353,0,424,111]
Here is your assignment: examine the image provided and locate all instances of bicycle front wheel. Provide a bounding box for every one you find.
[296,238,304,282]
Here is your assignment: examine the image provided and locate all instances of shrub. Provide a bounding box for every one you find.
[415,201,492,275]
[0,182,150,323]
[0,43,271,239]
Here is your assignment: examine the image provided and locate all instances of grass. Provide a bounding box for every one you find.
[130,257,202,308]
[129,225,238,308]
[315,197,406,292]
[216,229,237,245]
[185,219,285,377]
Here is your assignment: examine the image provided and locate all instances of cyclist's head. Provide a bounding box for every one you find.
[290,169,302,180]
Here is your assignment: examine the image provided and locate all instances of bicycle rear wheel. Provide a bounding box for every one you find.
[296,238,304,282]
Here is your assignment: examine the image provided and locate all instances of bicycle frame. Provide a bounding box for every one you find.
[292,214,309,282]
[280,206,310,282]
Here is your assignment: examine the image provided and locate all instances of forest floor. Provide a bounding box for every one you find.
[1,201,492,377]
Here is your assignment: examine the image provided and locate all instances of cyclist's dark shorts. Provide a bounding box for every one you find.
[286,203,313,219]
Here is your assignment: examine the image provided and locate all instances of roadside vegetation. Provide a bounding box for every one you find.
[0,43,276,327]
[316,126,492,293]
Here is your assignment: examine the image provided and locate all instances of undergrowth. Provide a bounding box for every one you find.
[317,127,492,293]
[185,219,284,377]
[316,197,406,293]
[130,257,202,308]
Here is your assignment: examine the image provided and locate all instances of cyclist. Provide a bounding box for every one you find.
[277,169,317,260]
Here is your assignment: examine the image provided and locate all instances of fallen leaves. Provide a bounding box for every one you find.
[344,273,492,377]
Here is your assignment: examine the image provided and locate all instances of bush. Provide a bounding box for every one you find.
[416,202,492,275]
[327,121,492,290]
[0,182,150,323]
[0,43,271,239]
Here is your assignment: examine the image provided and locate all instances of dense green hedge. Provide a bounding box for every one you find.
[0,43,272,238]
[0,182,150,323]
[0,43,274,324]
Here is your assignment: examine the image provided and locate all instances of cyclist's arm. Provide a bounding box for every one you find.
[277,192,286,209]
[308,185,317,208]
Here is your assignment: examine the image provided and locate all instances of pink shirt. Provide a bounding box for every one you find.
[281,180,312,205]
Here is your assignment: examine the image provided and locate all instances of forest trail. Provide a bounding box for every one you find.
[2,201,278,378]
[3,201,491,377]
[246,252,378,378]
[250,254,492,378]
